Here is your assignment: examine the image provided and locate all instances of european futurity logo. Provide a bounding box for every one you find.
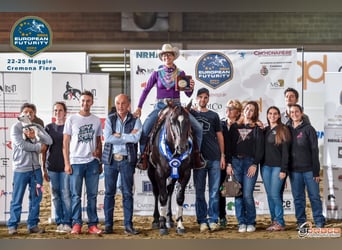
[10,16,52,57]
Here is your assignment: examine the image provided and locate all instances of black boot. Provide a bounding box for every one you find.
[136,152,148,170]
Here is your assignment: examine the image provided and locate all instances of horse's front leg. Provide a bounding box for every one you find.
[166,179,176,229]
[152,185,160,229]
[175,183,185,234]
[158,178,170,235]
[148,167,160,229]
[175,169,191,234]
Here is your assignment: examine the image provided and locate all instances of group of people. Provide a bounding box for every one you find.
[220,87,325,232]
[7,43,325,236]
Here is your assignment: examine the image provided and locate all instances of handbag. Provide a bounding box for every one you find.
[101,142,113,165]
[220,175,242,197]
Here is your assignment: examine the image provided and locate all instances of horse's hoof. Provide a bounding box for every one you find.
[176,228,185,234]
[152,222,159,229]
[159,228,169,235]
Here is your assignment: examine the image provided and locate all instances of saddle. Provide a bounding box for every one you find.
[137,103,205,170]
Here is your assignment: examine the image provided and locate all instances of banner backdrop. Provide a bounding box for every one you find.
[130,48,298,216]
[0,71,108,224]
[323,72,342,219]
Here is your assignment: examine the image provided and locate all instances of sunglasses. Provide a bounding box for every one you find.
[162,53,174,57]
[226,106,236,111]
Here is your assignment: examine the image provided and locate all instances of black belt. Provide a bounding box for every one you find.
[113,154,128,161]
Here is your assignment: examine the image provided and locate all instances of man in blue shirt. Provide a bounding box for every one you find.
[102,94,142,235]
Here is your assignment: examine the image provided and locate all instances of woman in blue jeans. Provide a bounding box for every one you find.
[288,104,325,228]
[261,106,291,231]
[227,101,264,233]
[42,102,72,233]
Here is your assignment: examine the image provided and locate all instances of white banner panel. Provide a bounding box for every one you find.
[131,49,298,124]
[323,166,342,219]
[51,73,109,116]
[298,52,342,147]
[323,72,342,219]
[0,52,86,73]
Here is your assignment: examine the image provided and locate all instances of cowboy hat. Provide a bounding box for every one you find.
[158,43,179,60]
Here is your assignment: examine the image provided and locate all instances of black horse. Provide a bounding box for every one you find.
[147,101,193,235]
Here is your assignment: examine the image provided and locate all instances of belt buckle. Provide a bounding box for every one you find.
[114,154,123,161]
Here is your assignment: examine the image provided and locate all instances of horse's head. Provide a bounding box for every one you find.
[164,105,192,156]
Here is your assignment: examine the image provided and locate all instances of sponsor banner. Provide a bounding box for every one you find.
[323,72,342,219]
[131,48,297,215]
[0,52,86,73]
[0,73,31,112]
[323,165,342,219]
[134,170,295,216]
[51,73,109,116]
[131,49,298,125]
[0,71,109,224]
[133,170,197,216]
[298,52,342,146]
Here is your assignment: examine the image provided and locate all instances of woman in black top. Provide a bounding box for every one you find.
[227,101,264,233]
[288,104,325,228]
[261,106,291,231]
[219,99,242,228]
[42,102,72,233]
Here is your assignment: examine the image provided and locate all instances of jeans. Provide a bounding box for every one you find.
[261,165,285,226]
[232,156,258,226]
[219,168,227,220]
[193,160,221,224]
[7,168,43,230]
[70,159,100,227]
[104,159,135,228]
[48,170,72,226]
[289,171,325,226]
[140,101,203,153]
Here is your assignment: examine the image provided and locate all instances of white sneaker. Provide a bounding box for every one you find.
[238,224,247,233]
[209,222,219,232]
[56,224,65,233]
[246,225,256,232]
[62,224,72,233]
[200,223,209,233]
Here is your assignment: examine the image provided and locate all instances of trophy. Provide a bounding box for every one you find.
[176,75,192,91]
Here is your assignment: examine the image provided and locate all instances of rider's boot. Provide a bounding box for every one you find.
[193,150,206,169]
[136,151,148,170]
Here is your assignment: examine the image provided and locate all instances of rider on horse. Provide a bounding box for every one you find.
[134,43,205,170]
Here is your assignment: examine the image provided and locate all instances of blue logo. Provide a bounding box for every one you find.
[142,181,152,192]
[10,16,52,57]
[195,52,233,89]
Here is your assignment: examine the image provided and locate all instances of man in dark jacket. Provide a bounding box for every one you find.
[102,94,142,235]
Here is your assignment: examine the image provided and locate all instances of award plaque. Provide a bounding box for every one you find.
[176,75,192,91]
